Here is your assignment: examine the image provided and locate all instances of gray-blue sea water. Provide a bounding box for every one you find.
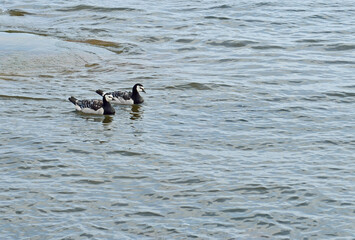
[0,0,354,239]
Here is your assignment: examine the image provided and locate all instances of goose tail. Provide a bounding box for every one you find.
[68,96,77,105]
[96,89,105,96]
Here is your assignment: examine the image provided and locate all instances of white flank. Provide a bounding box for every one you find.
[112,97,134,105]
[80,107,104,115]
[75,105,82,111]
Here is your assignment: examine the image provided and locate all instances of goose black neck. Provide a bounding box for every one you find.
[132,86,144,104]
[103,97,115,115]
[132,86,139,97]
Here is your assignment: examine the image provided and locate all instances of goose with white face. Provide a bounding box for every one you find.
[104,94,114,102]
[68,93,116,115]
[136,84,146,93]
[95,83,146,105]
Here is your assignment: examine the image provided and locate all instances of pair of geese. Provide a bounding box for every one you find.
[68,83,145,115]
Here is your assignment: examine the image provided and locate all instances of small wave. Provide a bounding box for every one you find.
[208,4,232,9]
[0,94,49,101]
[111,202,129,207]
[295,39,326,43]
[230,185,268,194]
[273,230,291,236]
[325,91,355,98]
[307,14,333,20]
[51,207,86,213]
[222,208,248,213]
[165,82,234,91]
[206,40,257,48]
[3,9,33,16]
[323,60,354,64]
[113,175,147,179]
[180,206,200,210]
[205,16,231,21]
[213,197,233,203]
[66,38,138,54]
[286,9,306,12]
[252,45,285,50]
[3,30,48,37]
[203,223,235,228]
[176,38,195,43]
[57,191,75,195]
[218,58,240,63]
[165,82,212,90]
[138,36,173,43]
[254,2,276,7]
[67,38,121,48]
[67,148,91,154]
[128,211,164,217]
[244,19,264,23]
[168,178,205,184]
[57,4,139,13]
[275,108,291,113]
[231,213,273,222]
[107,150,143,156]
[301,95,327,102]
[176,47,197,52]
[114,221,126,225]
[74,179,108,185]
[325,44,355,51]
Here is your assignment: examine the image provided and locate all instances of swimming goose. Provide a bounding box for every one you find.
[96,83,145,105]
[68,93,115,115]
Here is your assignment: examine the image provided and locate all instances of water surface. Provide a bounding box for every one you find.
[0,1,354,239]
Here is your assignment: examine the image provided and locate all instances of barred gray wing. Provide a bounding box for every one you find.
[111,91,132,100]
[77,99,103,111]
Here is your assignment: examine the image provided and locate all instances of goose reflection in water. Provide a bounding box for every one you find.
[102,115,113,124]
[78,114,113,124]
[130,104,143,120]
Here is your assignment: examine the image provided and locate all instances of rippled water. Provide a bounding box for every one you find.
[1,0,354,239]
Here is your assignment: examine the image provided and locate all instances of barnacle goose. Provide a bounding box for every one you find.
[96,83,145,105]
[68,93,115,115]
